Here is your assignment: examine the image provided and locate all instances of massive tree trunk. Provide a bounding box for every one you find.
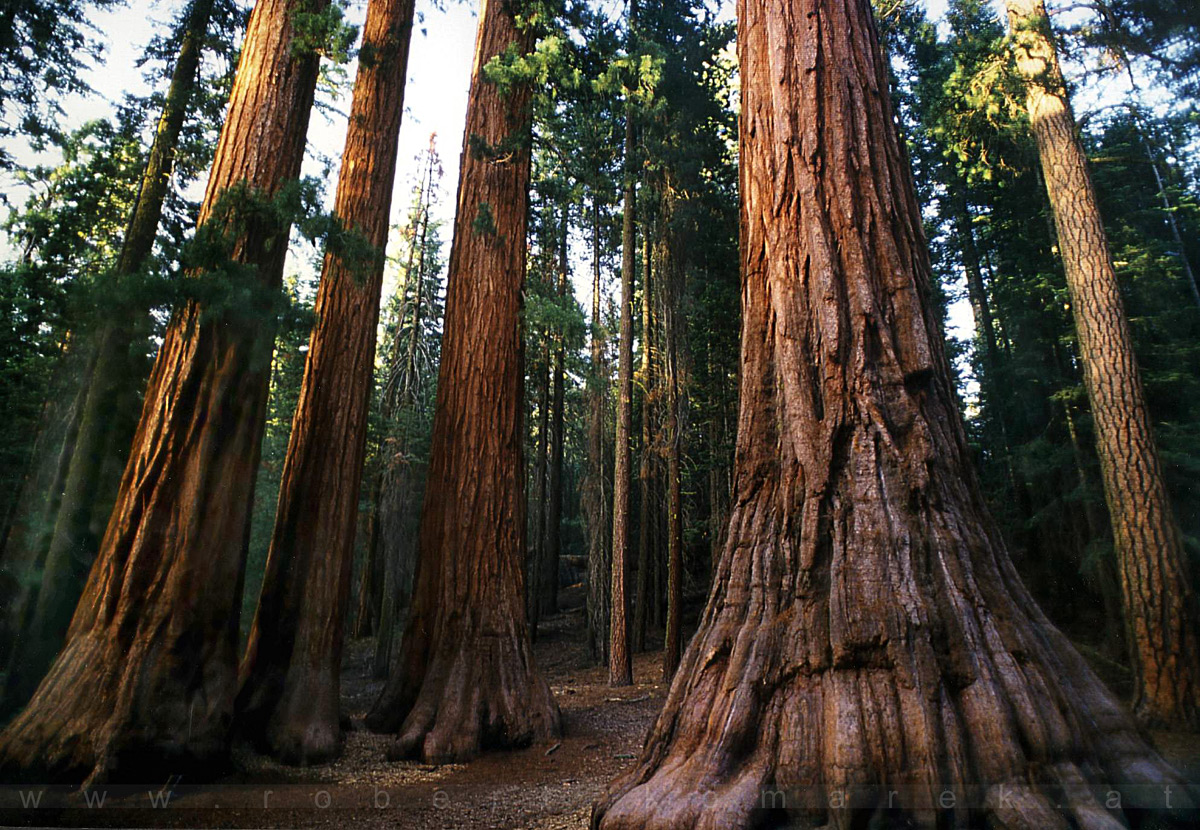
[363,0,560,763]
[0,0,216,718]
[0,0,323,784]
[591,0,1190,825]
[543,211,568,618]
[585,196,612,665]
[609,1,638,687]
[235,0,415,766]
[1006,0,1200,729]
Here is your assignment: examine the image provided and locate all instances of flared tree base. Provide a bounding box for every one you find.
[0,631,235,785]
[237,662,344,766]
[590,542,1195,830]
[367,622,560,765]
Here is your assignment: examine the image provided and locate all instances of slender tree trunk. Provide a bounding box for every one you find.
[0,0,217,719]
[585,197,611,665]
[609,0,637,687]
[633,219,654,652]
[1123,106,1200,309]
[0,0,324,784]
[706,405,722,574]
[1062,396,1124,660]
[953,187,1026,508]
[1006,0,1200,728]
[543,210,568,618]
[660,214,683,683]
[352,478,382,639]
[0,348,90,668]
[955,190,1000,375]
[529,349,550,636]
[650,440,664,631]
[235,0,415,765]
[372,457,418,680]
[368,150,436,661]
[364,0,560,763]
[591,0,1189,824]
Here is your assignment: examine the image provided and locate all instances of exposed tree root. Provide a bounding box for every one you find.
[591,529,1195,829]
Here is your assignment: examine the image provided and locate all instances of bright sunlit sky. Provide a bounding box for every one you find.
[5,0,1133,370]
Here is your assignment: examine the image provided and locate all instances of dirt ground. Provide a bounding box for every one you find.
[0,587,666,829]
[1,585,1197,828]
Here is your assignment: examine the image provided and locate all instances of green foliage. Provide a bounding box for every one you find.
[884,0,1200,647]
[1073,0,1200,96]
[0,117,146,519]
[243,273,314,637]
[0,0,120,169]
[0,0,247,571]
[289,0,358,63]
[180,178,332,334]
[471,201,497,237]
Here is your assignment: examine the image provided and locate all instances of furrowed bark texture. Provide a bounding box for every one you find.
[1006,0,1200,729]
[0,0,215,721]
[236,0,415,766]
[591,0,1190,826]
[0,0,322,784]
[364,0,560,763]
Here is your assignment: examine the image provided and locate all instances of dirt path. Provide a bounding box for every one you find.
[0,590,667,829]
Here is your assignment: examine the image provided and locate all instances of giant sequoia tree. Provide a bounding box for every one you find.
[236,0,416,765]
[591,0,1189,826]
[1005,0,1200,730]
[0,0,218,719]
[0,0,324,784]
[364,0,561,763]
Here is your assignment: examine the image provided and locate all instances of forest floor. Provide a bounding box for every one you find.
[0,585,667,829]
[2,585,1198,828]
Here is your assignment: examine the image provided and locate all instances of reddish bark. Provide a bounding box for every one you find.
[0,0,324,785]
[363,0,560,763]
[0,0,215,718]
[236,0,416,765]
[591,0,1191,825]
